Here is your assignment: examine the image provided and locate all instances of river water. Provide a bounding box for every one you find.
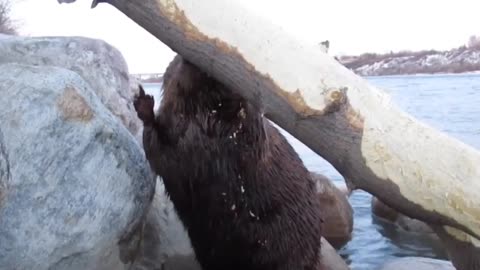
[142,73,480,270]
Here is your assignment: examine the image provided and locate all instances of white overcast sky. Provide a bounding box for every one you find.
[11,0,480,74]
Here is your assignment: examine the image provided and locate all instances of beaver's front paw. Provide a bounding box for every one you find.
[134,84,155,124]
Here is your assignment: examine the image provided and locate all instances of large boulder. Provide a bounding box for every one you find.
[0,63,155,270]
[0,35,143,141]
[0,35,195,270]
[312,172,353,248]
[379,257,455,270]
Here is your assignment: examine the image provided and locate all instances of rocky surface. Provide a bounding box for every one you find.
[0,35,143,141]
[312,172,353,249]
[339,46,480,76]
[0,63,155,270]
[319,238,350,270]
[379,257,455,270]
[0,35,192,270]
[130,179,196,270]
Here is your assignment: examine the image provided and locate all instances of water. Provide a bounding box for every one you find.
[142,73,480,270]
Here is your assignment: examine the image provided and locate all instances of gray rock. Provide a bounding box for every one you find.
[0,63,155,270]
[312,172,354,249]
[160,254,201,270]
[0,35,143,141]
[378,257,455,270]
[130,179,197,270]
[0,36,196,270]
[319,237,350,270]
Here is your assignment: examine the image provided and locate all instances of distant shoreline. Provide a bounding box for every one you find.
[338,45,480,76]
[137,71,480,84]
[362,70,480,78]
[134,47,480,82]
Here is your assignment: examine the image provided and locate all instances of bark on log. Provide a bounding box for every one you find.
[431,226,480,270]
[60,0,480,240]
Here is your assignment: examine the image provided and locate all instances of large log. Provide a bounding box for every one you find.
[432,226,480,270]
[58,0,480,240]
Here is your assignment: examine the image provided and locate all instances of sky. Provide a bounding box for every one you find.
[10,0,480,74]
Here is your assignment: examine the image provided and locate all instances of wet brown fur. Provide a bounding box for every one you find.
[135,55,324,270]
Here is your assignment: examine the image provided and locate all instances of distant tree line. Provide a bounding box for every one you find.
[468,35,480,49]
[0,0,17,35]
[337,37,480,75]
[338,49,441,70]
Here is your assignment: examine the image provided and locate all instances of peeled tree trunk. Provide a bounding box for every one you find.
[60,0,480,244]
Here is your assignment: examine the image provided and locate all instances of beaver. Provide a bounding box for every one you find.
[134,55,324,270]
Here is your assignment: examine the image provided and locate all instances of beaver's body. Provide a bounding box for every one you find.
[135,55,323,270]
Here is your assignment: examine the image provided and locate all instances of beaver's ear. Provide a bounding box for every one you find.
[163,55,185,88]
